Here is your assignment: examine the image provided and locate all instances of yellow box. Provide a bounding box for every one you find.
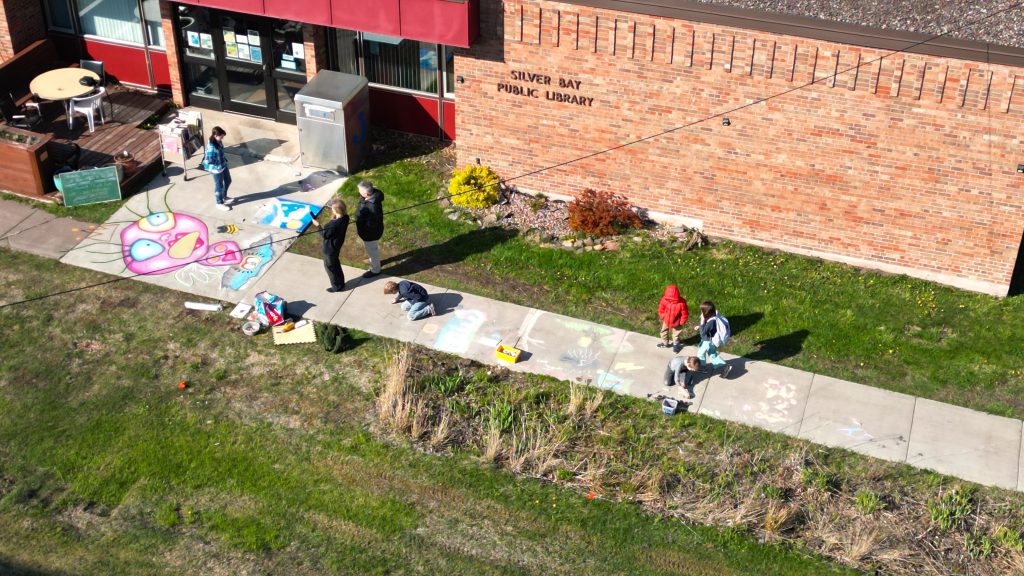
[495,344,522,363]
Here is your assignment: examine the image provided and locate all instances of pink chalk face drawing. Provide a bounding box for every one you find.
[120,211,242,275]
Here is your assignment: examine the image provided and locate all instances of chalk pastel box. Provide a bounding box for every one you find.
[495,344,522,363]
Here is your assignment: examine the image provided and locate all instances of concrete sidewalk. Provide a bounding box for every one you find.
[3,110,1021,492]
[7,197,1022,492]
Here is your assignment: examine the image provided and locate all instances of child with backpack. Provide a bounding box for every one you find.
[696,300,732,378]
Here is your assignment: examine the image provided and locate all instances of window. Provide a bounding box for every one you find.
[332,29,457,99]
[272,21,305,74]
[185,63,219,99]
[334,29,359,75]
[443,46,455,98]
[76,0,143,44]
[43,0,75,32]
[141,0,163,48]
[177,5,213,60]
[363,33,437,94]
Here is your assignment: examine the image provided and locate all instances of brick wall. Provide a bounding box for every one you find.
[160,0,185,107]
[0,0,46,63]
[456,0,1024,295]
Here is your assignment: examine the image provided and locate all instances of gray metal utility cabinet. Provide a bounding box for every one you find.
[295,70,369,174]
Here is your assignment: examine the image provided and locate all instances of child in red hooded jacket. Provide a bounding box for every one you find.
[657,285,689,349]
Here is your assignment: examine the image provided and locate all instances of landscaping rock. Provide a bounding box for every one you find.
[482,213,498,226]
[447,212,461,221]
[604,241,620,251]
[593,244,605,251]
[562,239,575,247]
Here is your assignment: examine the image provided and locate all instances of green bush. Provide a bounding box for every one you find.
[800,468,840,493]
[430,372,465,397]
[994,526,1024,551]
[965,531,994,559]
[854,489,885,515]
[567,189,642,237]
[448,165,501,209]
[928,487,975,530]
[759,484,787,502]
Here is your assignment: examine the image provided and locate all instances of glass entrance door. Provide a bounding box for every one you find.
[217,13,275,118]
[176,8,307,123]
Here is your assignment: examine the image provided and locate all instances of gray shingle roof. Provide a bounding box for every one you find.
[695,0,1024,49]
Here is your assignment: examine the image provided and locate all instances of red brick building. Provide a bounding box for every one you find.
[2,0,1023,294]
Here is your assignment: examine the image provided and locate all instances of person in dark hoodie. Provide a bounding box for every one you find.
[309,198,349,293]
[355,179,384,278]
[657,284,689,351]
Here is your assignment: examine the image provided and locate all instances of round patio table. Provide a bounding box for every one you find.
[29,68,102,126]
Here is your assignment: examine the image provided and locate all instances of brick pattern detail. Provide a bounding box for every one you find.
[160,0,185,107]
[303,24,327,82]
[457,0,1024,294]
[0,0,46,62]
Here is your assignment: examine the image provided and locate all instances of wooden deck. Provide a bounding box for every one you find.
[41,88,171,194]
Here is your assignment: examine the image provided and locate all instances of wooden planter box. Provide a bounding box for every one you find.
[0,125,53,198]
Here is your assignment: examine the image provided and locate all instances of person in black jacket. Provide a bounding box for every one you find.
[355,179,384,278]
[310,198,349,292]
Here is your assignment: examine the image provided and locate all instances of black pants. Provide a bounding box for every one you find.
[323,252,344,290]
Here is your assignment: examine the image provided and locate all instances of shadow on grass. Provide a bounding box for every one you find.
[382,227,518,278]
[361,127,453,171]
[0,559,72,576]
[747,329,810,362]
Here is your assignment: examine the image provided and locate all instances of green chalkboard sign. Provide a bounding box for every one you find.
[60,166,122,208]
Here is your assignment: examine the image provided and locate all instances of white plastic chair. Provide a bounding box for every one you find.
[69,87,106,132]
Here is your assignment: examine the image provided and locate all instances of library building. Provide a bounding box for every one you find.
[1,0,1023,295]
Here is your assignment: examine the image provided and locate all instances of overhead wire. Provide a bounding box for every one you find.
[1,0,1020,311]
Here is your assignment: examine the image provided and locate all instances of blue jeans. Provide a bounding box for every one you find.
[697,340,726,367]
[212,168,232,204]
[400,300,431,321]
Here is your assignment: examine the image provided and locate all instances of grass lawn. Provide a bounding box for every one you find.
[1,190,127,224]
[291,152,1024,419]
[0,249,854,575]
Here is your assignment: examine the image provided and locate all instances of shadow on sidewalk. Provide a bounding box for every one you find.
[381,227,517,277]
[746,329,810,362]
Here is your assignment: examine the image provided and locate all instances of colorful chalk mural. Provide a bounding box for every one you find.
[517,310,632,393]
[254,197,319,230]
[71,187,283,295]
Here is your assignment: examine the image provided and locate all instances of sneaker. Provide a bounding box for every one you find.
[326,287,341,293]
[362,270,380,278]
[672,343,683,354]
[721,364,733,379]
[426,303,436,317]
[216,204,231,211]
[657,342,671,348]
[362,257,372,264]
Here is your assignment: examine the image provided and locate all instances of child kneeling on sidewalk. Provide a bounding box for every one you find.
[664,356,701,400]
[384,280,436,321]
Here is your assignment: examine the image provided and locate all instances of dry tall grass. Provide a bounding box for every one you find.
[376,346,413,432]
[481,418,503,462]
[428,411,452,450]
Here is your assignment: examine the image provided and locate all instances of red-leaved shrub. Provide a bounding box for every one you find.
[567,189,643,236]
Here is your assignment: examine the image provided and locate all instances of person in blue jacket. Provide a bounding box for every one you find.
[383,280,435,321]
[203,126,232,211]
